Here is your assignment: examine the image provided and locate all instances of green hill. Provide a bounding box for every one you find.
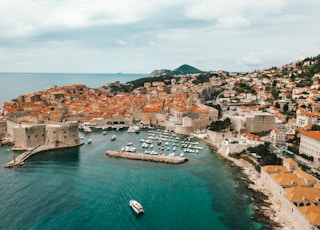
[173,64,203,75]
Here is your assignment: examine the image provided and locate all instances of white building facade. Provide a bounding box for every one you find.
[299,131,320,165]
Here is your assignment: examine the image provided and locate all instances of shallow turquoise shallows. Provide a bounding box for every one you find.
[0,129,264,230]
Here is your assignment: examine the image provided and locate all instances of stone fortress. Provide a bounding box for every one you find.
[0,120,81,151]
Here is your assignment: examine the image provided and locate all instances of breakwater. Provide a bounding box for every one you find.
[3,143,84,168]
[106,150,188,164]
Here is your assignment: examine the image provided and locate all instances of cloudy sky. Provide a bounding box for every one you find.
[0,0,320,73]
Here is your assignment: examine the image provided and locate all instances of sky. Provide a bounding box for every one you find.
[0,0,320,74]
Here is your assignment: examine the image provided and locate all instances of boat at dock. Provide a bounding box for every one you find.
[83,126,92,133]
[87,139,92,144]
[129,200,144,214]
[111,135,117,141]
[127,125,140,133]
[121,146,136,152]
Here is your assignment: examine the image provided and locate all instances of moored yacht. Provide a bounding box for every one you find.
[111,135,117,141]
[129,200,144,214]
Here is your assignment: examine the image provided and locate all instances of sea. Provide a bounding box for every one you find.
[0,73,266,230]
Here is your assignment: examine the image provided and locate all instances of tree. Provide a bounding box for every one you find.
[271,88,280,99]
[208,118,231,131]
[274,102,280,108]
[248,142,282,166]
[283,103,289,112]
[311,125,320,131]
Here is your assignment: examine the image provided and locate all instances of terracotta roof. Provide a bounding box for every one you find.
[261,165,288,174]
[169,105,187,112]
[284,158,298,166]
[270,172,307,187]
[294,169,317,182]
[301,131,320,141]
[285,187,320,203]
[297,205,320,226]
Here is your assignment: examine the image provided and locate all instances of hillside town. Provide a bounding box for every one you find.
[1,55,320,229]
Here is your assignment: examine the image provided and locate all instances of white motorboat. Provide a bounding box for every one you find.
[121,146,136,152]
[129,200,144,214]
[83,126,92,133]
[111,135,116,141]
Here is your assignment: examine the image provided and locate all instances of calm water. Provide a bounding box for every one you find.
[0,73,264,229]
[0,129,263,230]
[0,72,146,103]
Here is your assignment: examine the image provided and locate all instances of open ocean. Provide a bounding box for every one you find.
[0,73,266,229]
[0,72,146,104]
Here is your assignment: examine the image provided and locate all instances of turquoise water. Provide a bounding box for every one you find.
[0,73,265,229]
[0,129,263,230]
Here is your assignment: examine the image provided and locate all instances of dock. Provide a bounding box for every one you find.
[3,143,84,168]
[3,145,41,168]
[106,150,188,164]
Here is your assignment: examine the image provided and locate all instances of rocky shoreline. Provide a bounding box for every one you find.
[229,161,282,229]
[198,135,294,229]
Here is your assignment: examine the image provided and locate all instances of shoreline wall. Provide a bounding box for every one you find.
[12,121,81,150]
[0,120,7,137]
[206,130,249,156]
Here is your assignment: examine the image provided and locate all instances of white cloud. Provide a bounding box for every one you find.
[216,16,250,29]
[115,40,131,46]
[184,0,286,21]
[0,0,320,73]
[237,53,263,68]
[0,0,184,38]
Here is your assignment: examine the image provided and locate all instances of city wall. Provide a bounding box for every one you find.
[0,120,7,137]
[260,169,314,230]
[132,112,167,124]
[45,123,81,148]
[12,122,81,150]
[245,115,276,133]
[230,114,276,134]
[14,124,46,149]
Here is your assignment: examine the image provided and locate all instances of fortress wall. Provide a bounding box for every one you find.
[246,115,276,133]
[0,120,7,137]
[104,117,132,127]
[45,123,80,148]
[132,112,166,123]
[260,169,314,230]
[168,126,193,135]
[6,120,17,137]
[207,130,234,145]
[191,119,211,131]
[230,118,245,134]
[13,124,46,149]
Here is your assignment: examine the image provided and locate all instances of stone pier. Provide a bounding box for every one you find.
[106,150,188,164]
